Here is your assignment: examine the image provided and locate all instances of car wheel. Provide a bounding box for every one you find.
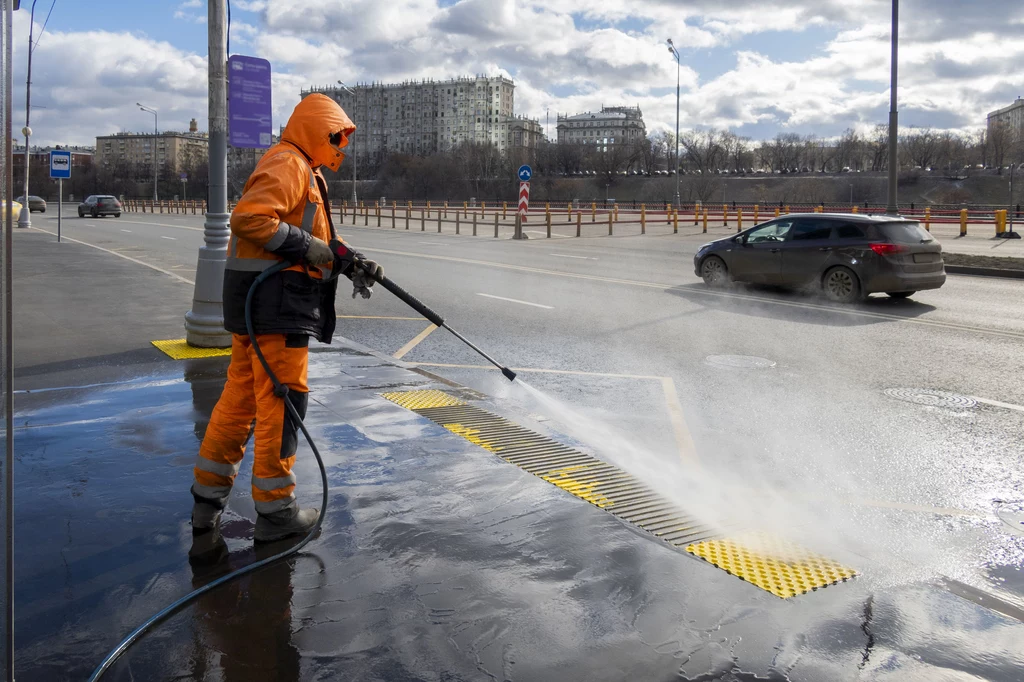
[822,266,863,303]
[115,213,121,218]
[91,209,98,218]
[78,210,84,218]
[700,256,730,287]
[886,291,915,299]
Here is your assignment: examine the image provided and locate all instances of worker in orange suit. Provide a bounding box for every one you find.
[190,93,382,542]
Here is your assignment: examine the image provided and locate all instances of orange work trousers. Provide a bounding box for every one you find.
[193,333,309,515]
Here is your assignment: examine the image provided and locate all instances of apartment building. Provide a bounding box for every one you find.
[987,98,1024,137]
[302,75,542,163]
[556,106,647,151]
[95,118,208,175]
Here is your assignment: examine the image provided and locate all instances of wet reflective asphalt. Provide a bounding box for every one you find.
[13,342,1024,681]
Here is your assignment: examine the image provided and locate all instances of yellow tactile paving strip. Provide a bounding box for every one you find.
[382,389,857,598]
[152,339,232,360]
[686,533,858,598]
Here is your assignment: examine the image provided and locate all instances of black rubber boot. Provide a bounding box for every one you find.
[254,505,320,543]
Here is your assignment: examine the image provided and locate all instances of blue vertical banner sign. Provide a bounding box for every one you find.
[228,55,272,148]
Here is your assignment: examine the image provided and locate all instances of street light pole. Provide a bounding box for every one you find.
[885,0,899,215]
[337,80,357,204]
[183,0,231,348]
[17,0,38,229]
[137,103,158,202]
[667,39,681,208]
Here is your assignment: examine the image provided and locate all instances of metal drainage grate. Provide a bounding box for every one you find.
[382,389,856,598]
[705,355,776,369]
[884,388,977,409]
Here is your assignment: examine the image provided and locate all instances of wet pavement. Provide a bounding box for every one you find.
[13,338,1024,681]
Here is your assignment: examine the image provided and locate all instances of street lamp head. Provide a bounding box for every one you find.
[666,38,673,46]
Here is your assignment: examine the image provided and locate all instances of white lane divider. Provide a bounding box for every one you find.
[549,253,597,260]
[120,229,132,233]
[161,235,177,240]
[477,293,553,309]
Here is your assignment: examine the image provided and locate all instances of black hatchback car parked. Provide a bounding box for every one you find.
[693,213,945,302]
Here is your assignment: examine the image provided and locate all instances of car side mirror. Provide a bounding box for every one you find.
[735,236,746,245]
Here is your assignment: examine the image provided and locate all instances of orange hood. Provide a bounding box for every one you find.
[281,93,356,172]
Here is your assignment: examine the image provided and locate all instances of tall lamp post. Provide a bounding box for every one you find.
[885,0,899,215]
[666,38,681,208]
[137,103,158,202]
[337,80,357,204]
[17,0,39,228]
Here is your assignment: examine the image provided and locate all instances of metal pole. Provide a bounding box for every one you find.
[674,52,680,207]
[137,104,158,202]
[57,177,61,242]
[3,2,17,677]
[17,0,36,229]
[183,0,231,348]
[885,0,899,215]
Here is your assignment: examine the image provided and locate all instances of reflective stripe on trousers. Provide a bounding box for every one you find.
[193,333,309,512]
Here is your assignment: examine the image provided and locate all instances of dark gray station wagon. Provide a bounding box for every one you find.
[693,213,946,303]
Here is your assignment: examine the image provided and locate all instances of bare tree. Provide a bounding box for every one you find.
[867,124,889,172]
[680,130,727,173]
[899,127,940,169]
[835,129,862,171]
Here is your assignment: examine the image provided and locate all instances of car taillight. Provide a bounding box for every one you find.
[870,243,906,256]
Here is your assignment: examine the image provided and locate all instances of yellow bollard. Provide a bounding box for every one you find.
[753,204,759,224]
[546,211,551,238]
[614,205,619,222]
[694,204,699,225]
[737,208,743,233]
[567,202,572,220]
[576,211,582,237]
[640,204,646,234]
[591,202,596,223]
[666,203,672,224]
[502,201,507,219]
[774,207,780,217]
[852,206,859,214]
[702,209,708,233]
[481,201,486,217]
[444,201,448,219]
[673,210,678,234]
[608,211,613,236]
[960,208,968,236]
[996,209,1007,235]
[463,201,468,218]
[924,207,931,231]
[723,204,728,226]
[784,205,790,215]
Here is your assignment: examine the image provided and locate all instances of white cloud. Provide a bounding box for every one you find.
[15,0,1024,147]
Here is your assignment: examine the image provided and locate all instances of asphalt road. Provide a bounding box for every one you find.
[27,206,1024,613]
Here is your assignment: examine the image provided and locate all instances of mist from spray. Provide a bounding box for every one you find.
[493,373,1021,595]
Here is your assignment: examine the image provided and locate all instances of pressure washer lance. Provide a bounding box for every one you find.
[90,250,515,681]
[332,240,517,382]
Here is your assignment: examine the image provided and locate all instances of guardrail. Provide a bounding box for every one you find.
[116,198,1018,238]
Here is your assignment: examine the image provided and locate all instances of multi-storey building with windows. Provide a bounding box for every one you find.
[94,118,208,175]
[301,75,542,165]
[556,106,646,151]
[987,98,1024,137]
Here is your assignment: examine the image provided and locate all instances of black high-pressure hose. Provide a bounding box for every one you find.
[89,256,516,680]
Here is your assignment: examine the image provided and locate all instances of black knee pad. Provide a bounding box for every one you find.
[281,390,309,459]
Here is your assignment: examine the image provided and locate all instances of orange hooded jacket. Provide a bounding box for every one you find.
[221,94,357,342]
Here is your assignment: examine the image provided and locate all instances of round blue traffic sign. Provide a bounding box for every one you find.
[517,165,532,182]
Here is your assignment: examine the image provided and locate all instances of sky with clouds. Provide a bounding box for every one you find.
[12,0,1024,148]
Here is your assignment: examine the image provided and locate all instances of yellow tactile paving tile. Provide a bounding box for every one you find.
[152,339,232,360]
[686,532,857,598]
[381,389,465,410]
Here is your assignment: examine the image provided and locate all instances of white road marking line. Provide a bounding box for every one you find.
[161,236,177,240]
[549,253,597,260]
[120,229,132,233]
[972,396,1024,413]
[476,293,553,309]
[115,219,203,231]
[28,227,195,285]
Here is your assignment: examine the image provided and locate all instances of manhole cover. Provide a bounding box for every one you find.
[996,501,1024,537]
[704,355,776,369]
[883,388,977,409]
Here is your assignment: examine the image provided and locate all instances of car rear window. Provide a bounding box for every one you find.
[835,223,868,239]
[878,221,933,243]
